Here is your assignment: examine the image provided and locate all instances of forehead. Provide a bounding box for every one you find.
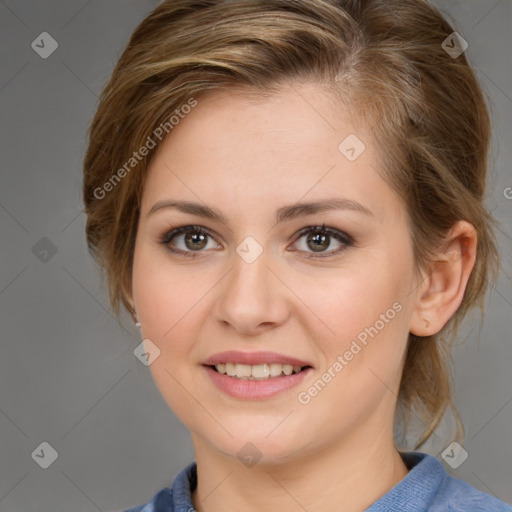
[141,83,403,225]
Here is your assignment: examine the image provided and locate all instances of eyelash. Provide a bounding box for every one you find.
[158,224,354,260]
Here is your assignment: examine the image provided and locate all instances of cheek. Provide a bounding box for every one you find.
[299,266,398,335]
[297,256,410,373]
[296,273,409,417]
[131,247,205,414]
[132,244,203,339]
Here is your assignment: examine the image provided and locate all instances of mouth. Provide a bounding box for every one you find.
[206,363,313,380]
[202,363,314,399]
[201,351,313,398]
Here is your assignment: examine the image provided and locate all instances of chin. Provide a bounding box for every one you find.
[202,430,307,468]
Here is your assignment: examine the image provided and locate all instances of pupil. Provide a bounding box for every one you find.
[309,232,328,252]
[186,232,207,250]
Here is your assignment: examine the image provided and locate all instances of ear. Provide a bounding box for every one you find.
[409,220,477,337]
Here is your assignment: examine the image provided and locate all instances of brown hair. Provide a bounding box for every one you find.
[82,0,499,449]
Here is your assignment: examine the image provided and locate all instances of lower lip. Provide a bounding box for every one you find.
[202,365,313,400]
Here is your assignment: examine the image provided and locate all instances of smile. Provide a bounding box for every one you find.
[203,364,313,399]
[212,362,306,379]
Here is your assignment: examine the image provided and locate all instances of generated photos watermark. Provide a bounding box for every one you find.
[297,301,403,405]
[93,97,198,200]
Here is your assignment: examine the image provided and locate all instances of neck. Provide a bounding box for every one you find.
[191,428,409,512]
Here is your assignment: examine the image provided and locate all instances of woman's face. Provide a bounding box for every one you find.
[131,82,421,465]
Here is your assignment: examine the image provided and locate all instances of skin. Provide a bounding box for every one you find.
[128,81,477,512]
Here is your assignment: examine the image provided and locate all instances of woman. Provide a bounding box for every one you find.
[82,0,510,510]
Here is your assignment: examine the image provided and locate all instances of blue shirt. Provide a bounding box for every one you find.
[122,451,511,512]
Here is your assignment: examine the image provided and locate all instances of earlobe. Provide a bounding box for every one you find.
[409,220,477,337]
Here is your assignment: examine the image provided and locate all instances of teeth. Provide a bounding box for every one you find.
[251,364,270,378]
[225,363,236,376]
[214,363,304,379]
[270,363,285,377]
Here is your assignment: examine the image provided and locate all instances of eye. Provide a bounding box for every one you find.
[158,223,354,259]
[291,224,354,259]
[158,225,220,258]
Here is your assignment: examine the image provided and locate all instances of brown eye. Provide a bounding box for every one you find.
[183,230,208,251]
[159,225,219,257]
[306,231,330,252]
[292,225,354,259]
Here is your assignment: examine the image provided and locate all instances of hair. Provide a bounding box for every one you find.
[82,0,499,449]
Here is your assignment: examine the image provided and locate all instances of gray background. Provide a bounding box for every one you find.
[0,1,510,510]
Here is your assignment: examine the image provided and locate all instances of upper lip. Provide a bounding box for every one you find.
[202,351,312,368]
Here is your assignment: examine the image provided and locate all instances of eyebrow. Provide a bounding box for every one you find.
[146,197,374,225]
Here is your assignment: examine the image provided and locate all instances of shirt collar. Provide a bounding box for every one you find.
[365,451,446,511]
[157,451,444,512]
[169,460,197,512]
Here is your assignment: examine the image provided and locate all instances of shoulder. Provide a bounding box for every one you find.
[406,452,511,512]
[432,471,511,512]
[119,486,173,512]
[118,460,196,512]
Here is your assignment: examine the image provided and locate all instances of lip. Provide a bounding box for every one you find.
[202,365,313,400]
[202,350,312,367]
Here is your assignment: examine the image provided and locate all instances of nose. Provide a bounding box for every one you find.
[213,247,290,336]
